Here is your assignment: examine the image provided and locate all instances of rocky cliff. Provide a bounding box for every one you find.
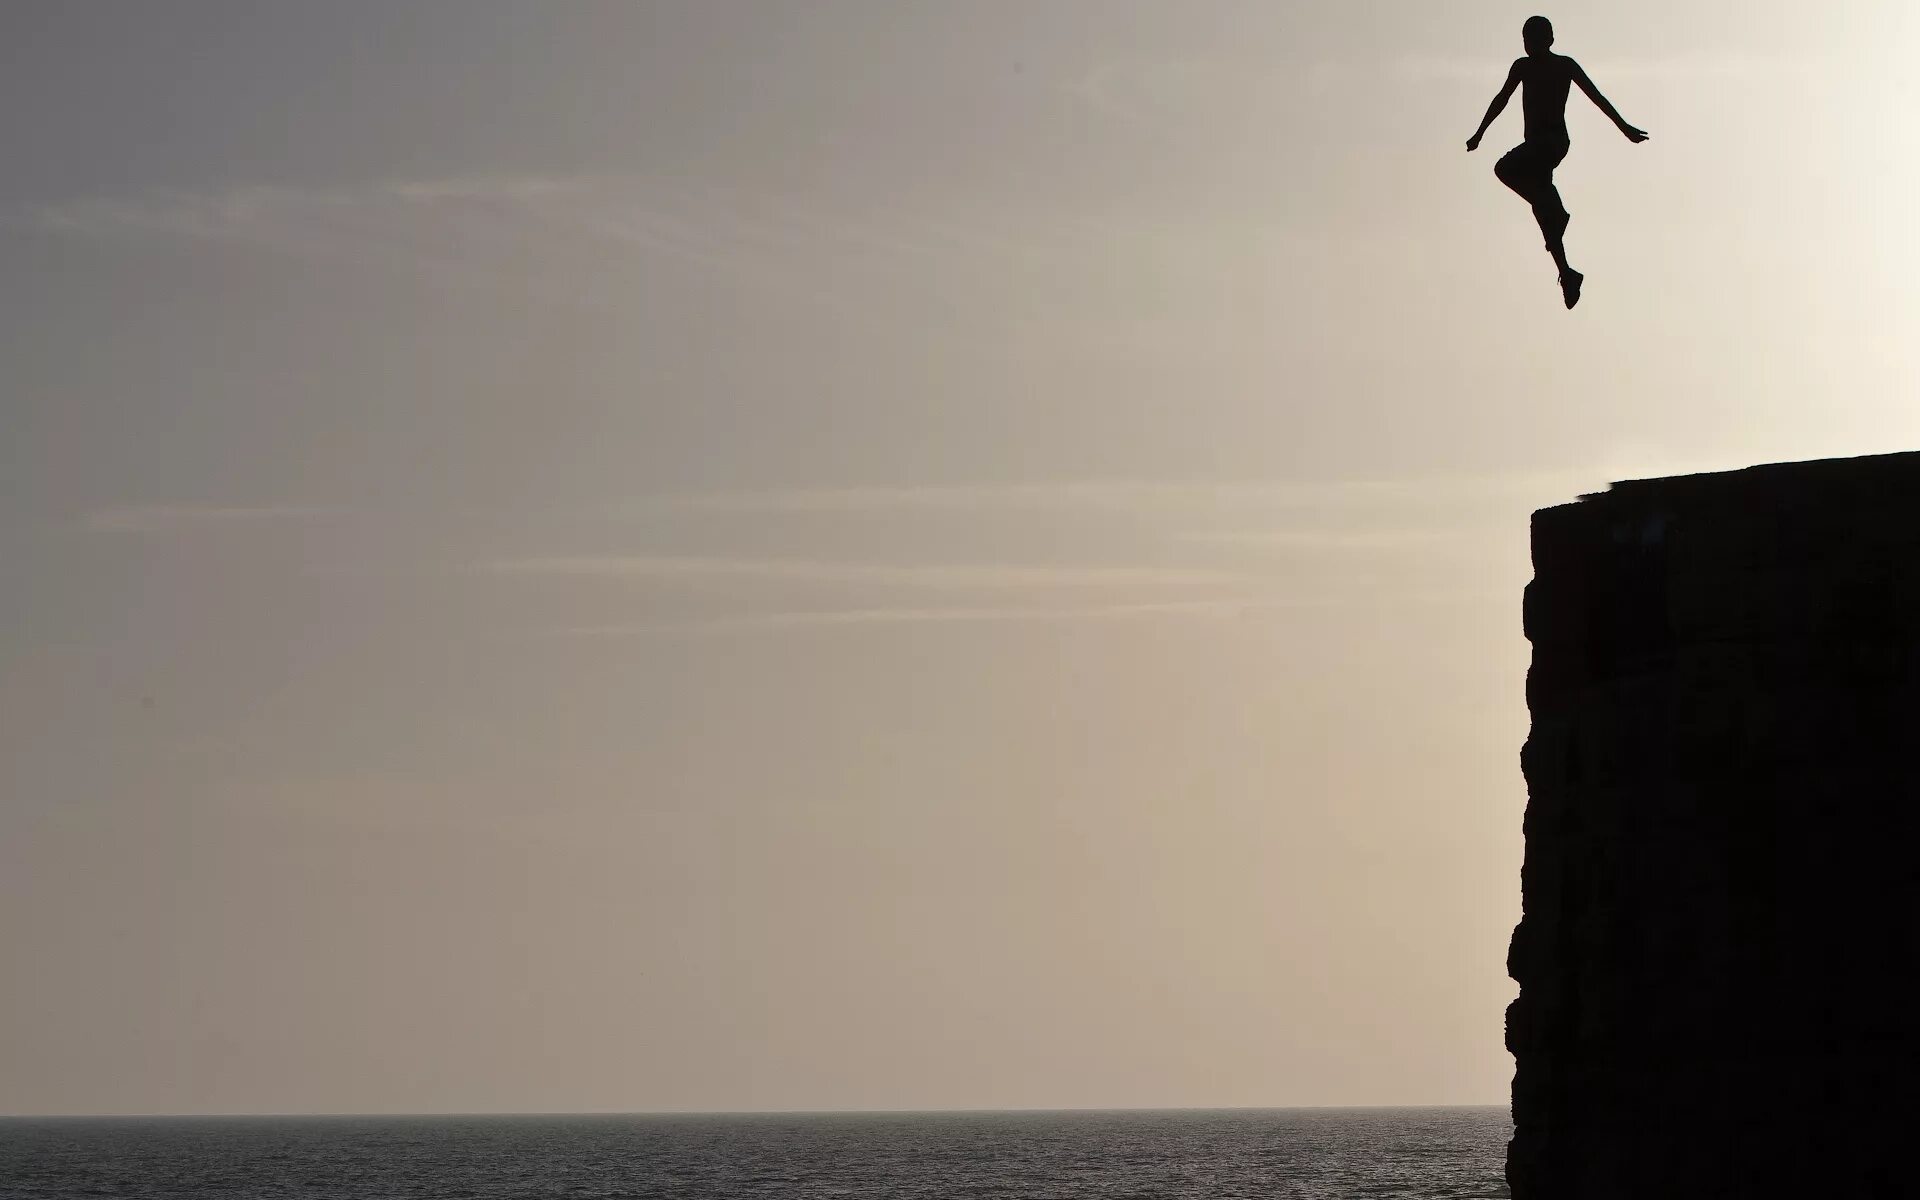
[1507,452,1920,1198]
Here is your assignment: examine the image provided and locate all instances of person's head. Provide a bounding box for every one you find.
[1523,16,1554,56]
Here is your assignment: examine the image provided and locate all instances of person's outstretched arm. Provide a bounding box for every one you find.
[1466,60,1522,150]
[1571,61,1649,142]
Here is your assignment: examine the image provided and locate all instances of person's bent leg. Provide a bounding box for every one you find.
[1497,146,1562,246]
[1496,143,1579,304]
[1543,171,1580,307]
[1493,147,1535,202]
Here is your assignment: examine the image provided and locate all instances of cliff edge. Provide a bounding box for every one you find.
[1508,452,1920,1198]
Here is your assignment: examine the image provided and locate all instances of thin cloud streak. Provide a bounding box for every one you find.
[635,441,1789,524]
[548,599,1261,636]
[31,174,851,314]
[644,470,1595,515]
[490,555,1237,590]
[1183,528,1468,550]
[541,585,1504,638]
[35,176,585,241]
[28,174,1055,318]
[85,505,338,534]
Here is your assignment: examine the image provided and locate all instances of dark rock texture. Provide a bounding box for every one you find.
[1507,452,1920,1199]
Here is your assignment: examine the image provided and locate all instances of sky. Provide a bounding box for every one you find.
[5,0,1920,1117]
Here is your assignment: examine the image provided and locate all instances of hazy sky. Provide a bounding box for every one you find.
[5,0,1919,1117]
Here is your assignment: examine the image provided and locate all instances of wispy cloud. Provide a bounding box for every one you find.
[34,175,668,313]
[28,173,1061,316]
[489,555,1236,590]
[642,470,1590,516]
[1577,50,1826,82]
[37,175,587,237]
[1182,528,1464,550]
[548,599,1262,636]
[85,505,336,534]
[35,175,715,305]
[540,586,1507,637]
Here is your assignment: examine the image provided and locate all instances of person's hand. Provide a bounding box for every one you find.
[1466,133,1482,152]
[1622,125,1650,143]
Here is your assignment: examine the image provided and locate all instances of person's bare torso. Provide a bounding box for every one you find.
[1516,54,1575,143]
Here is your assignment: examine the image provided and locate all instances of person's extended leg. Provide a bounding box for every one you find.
[1536,187,1569,260]
[1539,195,1576,300]
[1534,148,1579,308]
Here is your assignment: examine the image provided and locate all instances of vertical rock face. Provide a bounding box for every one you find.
[1508,454,1920,1199]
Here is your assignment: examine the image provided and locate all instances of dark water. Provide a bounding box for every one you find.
[0,1107,1510,1199]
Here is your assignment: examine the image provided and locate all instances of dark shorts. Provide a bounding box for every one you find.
[1496,138,1570,193]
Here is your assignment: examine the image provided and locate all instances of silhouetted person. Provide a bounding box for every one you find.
[1467,16,1648,308]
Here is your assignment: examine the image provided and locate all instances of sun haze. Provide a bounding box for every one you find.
[4,0,1918,1116]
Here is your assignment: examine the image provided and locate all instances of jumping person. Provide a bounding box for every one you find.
[1466,16,1648,308]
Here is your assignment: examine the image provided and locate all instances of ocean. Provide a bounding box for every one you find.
[0,1107,1511,1199]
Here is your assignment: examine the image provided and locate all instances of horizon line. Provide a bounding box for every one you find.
[0,1101,1510,1121]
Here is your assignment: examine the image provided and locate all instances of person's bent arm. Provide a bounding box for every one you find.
[1571,61,1649,142]
[1466,61,1523,151]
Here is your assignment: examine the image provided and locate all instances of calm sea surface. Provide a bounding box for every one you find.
[0,1107,1511,1199]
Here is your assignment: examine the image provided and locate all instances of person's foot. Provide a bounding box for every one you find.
[1559,268,1584,310]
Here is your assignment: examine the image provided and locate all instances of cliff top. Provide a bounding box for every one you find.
[1569,449,1920,508]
